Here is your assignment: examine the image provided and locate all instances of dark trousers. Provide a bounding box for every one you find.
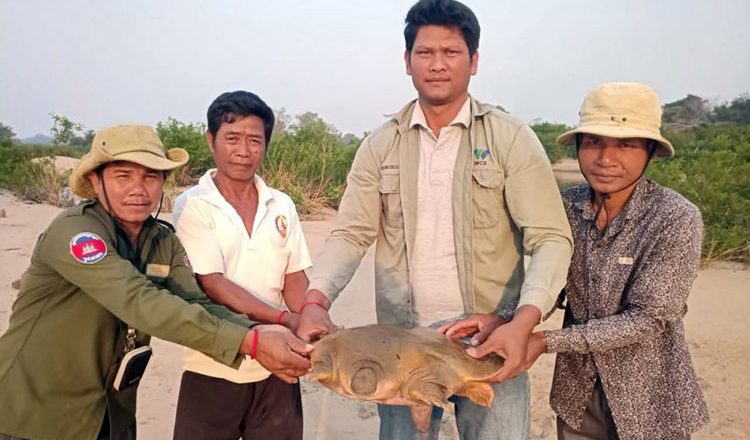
[557,379,620,440]
[0,412,134,440]
[173,371,302,440]
[97,409,136,440]
[556,380,690,440]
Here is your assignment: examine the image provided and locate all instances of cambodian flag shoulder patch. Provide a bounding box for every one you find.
[70,232,108,264]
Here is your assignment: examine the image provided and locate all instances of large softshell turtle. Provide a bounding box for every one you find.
[306,325,504,433]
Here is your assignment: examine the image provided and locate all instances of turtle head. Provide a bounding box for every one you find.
[307,343,336,384]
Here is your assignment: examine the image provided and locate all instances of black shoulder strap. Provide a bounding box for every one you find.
[555,288,567,309]
[155,218,176,232]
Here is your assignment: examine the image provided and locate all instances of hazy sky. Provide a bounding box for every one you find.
[1,0,748,138]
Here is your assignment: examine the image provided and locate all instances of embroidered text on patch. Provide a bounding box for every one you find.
[70,232,108,264]
[146,264,170,278]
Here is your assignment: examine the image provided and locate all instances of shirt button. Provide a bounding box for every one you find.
[435,150,441,156]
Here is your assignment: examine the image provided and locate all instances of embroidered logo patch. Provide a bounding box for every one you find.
[275,215,288,239]
[618,256,634,265]
[473,147,490,160]
[70,232,107,264]
[183,254,191,267]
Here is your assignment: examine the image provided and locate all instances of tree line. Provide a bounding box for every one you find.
[1,94,748,262]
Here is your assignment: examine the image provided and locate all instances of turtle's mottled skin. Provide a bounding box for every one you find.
[306,325,504,433]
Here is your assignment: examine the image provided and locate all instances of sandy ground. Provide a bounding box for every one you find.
[1,190,749,439]
[550,158,587,185]
[30,155,80,172]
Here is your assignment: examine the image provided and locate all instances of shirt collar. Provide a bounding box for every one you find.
[87,200,161,252]
[409,97,471,130]
[572,177,651,225]
[197,169,274,208]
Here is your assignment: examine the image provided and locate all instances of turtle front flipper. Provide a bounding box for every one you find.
[350,365,378,395]
[402,369,451,409]
[348,359,385,396]
[402,368,448,435]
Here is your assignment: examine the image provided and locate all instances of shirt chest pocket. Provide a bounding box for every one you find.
[379,172,402,228]
[471,168,504,228]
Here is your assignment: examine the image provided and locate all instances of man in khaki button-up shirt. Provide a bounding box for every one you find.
[297,0,572,438]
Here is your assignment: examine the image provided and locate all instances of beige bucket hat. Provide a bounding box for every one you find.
[556,82,674,157]
[70,125,189,199]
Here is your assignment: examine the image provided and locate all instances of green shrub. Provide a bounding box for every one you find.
[156,118,211,185]
[0,142,83,205]
[3,111,748,263]
[261,130,356,214]
[648,124,750,261]
[531,122,574,163]
[154,113,358,214]
[711,95,750,125]
[0,144,39,193]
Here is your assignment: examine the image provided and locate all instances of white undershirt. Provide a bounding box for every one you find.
[409,98,470,327]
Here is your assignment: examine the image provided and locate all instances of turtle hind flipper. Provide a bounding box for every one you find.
[409,405,434,435]
[456,381,494,407]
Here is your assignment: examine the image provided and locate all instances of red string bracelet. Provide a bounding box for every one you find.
[249,329,259,360]
[300,301,326,314]
[275,310,289,324]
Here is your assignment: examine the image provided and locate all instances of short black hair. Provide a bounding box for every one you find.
[206,91,275,147]
[404,0,480,56]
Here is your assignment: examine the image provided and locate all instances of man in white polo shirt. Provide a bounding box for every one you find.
[171,91,312,440]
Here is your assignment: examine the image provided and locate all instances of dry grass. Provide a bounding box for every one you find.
[261,166,341,217]
[19,158,75,207]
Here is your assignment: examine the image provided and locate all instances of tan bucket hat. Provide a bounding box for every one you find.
[70,125,189,199]
[556,82,674,157]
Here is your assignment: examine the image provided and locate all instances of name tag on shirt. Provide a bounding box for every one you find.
[146,264,170,278]
[618,257,634,265]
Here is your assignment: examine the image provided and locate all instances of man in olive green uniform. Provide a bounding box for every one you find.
[0,125,311,440]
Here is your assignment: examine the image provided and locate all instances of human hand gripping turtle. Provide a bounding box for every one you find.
[295,289,343,342]
[241,324,313,384]
[438,305,542,383]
